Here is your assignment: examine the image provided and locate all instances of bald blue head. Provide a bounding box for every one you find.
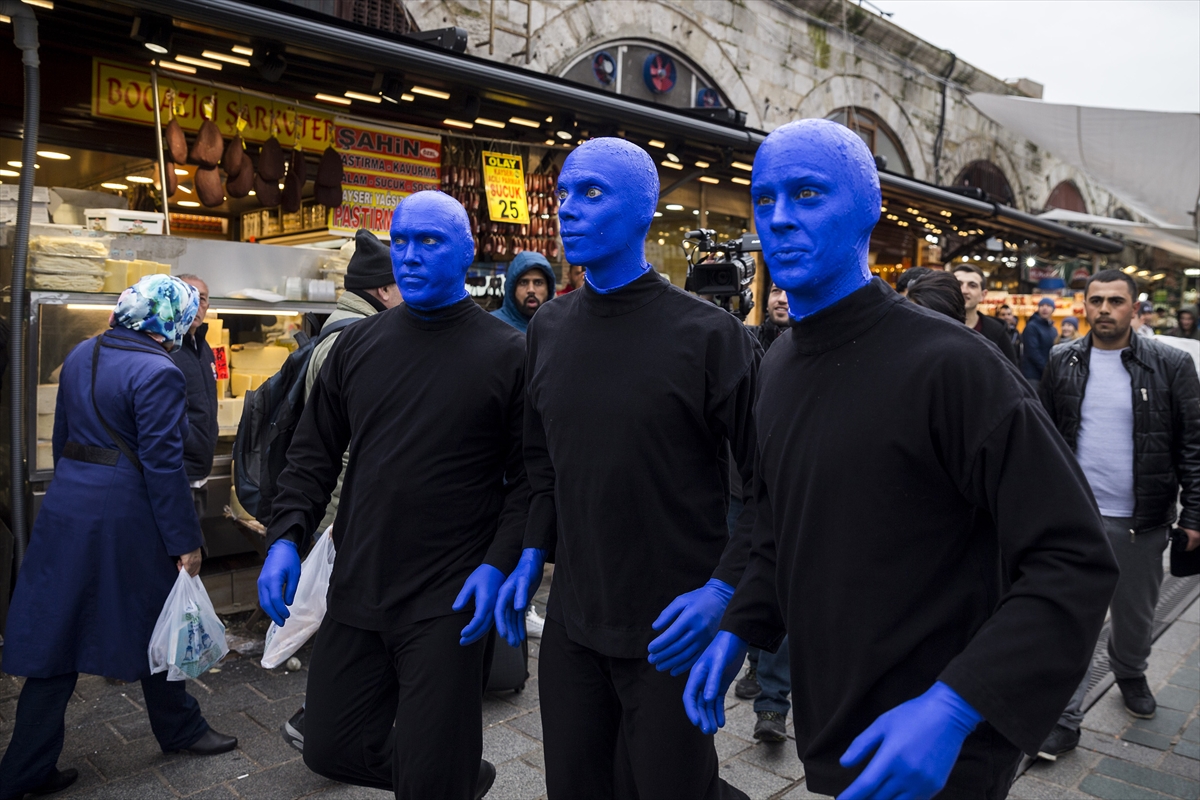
[557,137,658,292]
[751,119,881,320]
[390,190,474,311]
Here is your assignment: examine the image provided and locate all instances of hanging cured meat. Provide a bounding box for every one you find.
[313,146,343,209]
[190,118,224,169]
[258,136,285,182]
[314,182,341,209]
[223,136,247,178]
[194,166,224,207]
[164,160,178,198]
[226,155,254,198]
[164,118,187,164]
[281,168,302,213]
[254,172,282,207]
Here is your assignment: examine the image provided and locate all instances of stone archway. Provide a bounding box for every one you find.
[939,135,1026,211]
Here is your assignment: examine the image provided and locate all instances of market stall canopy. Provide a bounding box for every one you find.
[1038,208,1200,263]
[968,94,1200,230]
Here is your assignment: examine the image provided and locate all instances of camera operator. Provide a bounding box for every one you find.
[747,283,789,350]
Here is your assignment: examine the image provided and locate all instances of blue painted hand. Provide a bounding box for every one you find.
[451,563,505,646]
[682,631,748,735]
[390,190,474,311]
[838,681,983,800]
[647,579,735,675]
[257,539,301,627]
[494,548,546,648]
[751,119,881,320]
[557,138,657,293]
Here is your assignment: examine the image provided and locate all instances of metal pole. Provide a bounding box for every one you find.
[151,67,172,235]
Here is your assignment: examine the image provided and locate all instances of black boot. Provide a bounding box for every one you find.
[474,760,496,799]
[182,728,238,755]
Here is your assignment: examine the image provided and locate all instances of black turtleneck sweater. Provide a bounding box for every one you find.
[722,279,1118,793]
[266,298,529,631]
[524,269,761,658]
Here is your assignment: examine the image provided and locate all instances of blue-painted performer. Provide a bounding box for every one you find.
[493,137,759,799]
[682,119,1120,800]
[0,275,237,800]
[257,191,526,799]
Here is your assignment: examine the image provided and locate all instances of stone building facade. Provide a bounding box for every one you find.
[406,0,1125,221]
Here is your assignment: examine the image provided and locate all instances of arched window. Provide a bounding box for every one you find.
[826,107,912,176]
[560,41,727,111]
[1046,180,1087,213]
[953,161,1015,206]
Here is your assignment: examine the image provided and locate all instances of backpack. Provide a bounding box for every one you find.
[232,316,358,521]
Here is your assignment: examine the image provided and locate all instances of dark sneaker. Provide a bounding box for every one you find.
[474,760,496,799]
[282,706,305,752]
[1036,724,1080,761]
[27,767,79,797]
[1116,677,1156,719]
[753,711,787,742]
[734,665,761,699]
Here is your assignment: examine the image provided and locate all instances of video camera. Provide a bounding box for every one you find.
[682,229,761,319]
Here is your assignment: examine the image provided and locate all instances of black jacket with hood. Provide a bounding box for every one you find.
[1040,331,1200,532]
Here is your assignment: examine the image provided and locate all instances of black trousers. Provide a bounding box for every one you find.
[540,618,749,800]
[0,671,207,798]
[303,612,489,800]
[936,722,1021,800]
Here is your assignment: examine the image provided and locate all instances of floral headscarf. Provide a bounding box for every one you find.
[113,274,200,349]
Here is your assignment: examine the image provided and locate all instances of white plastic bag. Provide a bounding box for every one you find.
[261,526,336,669]
[148,569,229,681]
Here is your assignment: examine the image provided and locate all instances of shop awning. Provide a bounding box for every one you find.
[1038,209,1200,263]
[877,172,1124,258]
[969,94,1200,230]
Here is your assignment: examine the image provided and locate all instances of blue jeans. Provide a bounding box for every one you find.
[750,637,791,715]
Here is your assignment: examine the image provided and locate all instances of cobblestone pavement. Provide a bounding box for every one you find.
[1,594,1196,799]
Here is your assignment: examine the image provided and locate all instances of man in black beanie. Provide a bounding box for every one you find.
[280,228,402,752]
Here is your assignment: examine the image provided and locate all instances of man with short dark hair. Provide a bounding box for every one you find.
[746,282,789,350]
[1021,297,1059,390]
[894,266,932,297]
[1038,268,1200,760]
[997,304,1022,361]
[953,265,1017,364]
[1136,301,1156,337]
[907,270,966,323]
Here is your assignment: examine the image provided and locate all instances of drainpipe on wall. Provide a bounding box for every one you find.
[1,0,40,570]
[933,51,956,186]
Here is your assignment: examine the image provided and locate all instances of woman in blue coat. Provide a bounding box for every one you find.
[0,276,237,800]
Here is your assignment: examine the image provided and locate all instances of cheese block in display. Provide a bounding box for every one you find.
[103,260,133,293]
[37,384,58,414]
[230,372,252,398]
[36,441,53,471]
[37,413,55,440]
[217,397,244,427]
[230,345,288,374]
[216,378,229,399]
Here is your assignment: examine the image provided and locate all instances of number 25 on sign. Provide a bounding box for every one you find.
[482,151,530,225]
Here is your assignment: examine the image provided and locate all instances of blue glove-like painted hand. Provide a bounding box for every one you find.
[494,548,546,647]
[257,540,301,628]
[682,631,747,735]
[647,579,735,675]
[452,564,505,646]
[838,681,983,800]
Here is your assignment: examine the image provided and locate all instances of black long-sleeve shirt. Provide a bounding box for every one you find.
[524,270,761,658]
[267,298,529,631]
[723,279,1118,794]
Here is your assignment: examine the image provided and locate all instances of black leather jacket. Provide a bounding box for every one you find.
[1039,332,1200,532]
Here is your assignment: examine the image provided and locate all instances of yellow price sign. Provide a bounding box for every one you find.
[481,151,530,225]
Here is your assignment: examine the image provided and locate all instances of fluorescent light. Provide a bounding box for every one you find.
[731,161,753,171]
[555,130,573,140]
[544,139,556,146]
[699,176,719,184]
[660,160,683,170]
[400,93,414,102]
[694,160,710,168]
[177,185,192,194]
[101,182,128,190]
[545,116,553,122]
[509,116,540,128]
[0,169,18,177]
[665,204,684,211]
[7,161,37,168]
[0,14,10,23]
[211,308,301,316]
[665,152,680,163]
[475,118,506,129]
[231,45,254,57]
[248,190,256,196]
[202,50,251,66]
[443,118,474,129]
[22,0,54,9]
[315,93,352,105]
[126,175,155,184]
[66,304,114,310]
[174,167,188,176]
[1185,268,1200,277]
[177,200,200,207]
[1137,270,1150,277]
[344,91,382,104]
[175,55,222,70]
[157,61,197,75]
[731,176,750,185]
[648,140,666,148]
[653,211,663,217]
[411,86,451,100]
[36,150,70,160]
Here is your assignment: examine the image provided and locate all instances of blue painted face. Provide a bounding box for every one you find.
[751,119,881,320]
[390,191,474,311]
[557,138,658,292]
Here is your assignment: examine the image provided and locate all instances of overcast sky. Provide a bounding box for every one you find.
[874,0,1200,113]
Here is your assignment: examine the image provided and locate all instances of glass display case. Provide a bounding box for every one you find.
[26,291,336,557]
